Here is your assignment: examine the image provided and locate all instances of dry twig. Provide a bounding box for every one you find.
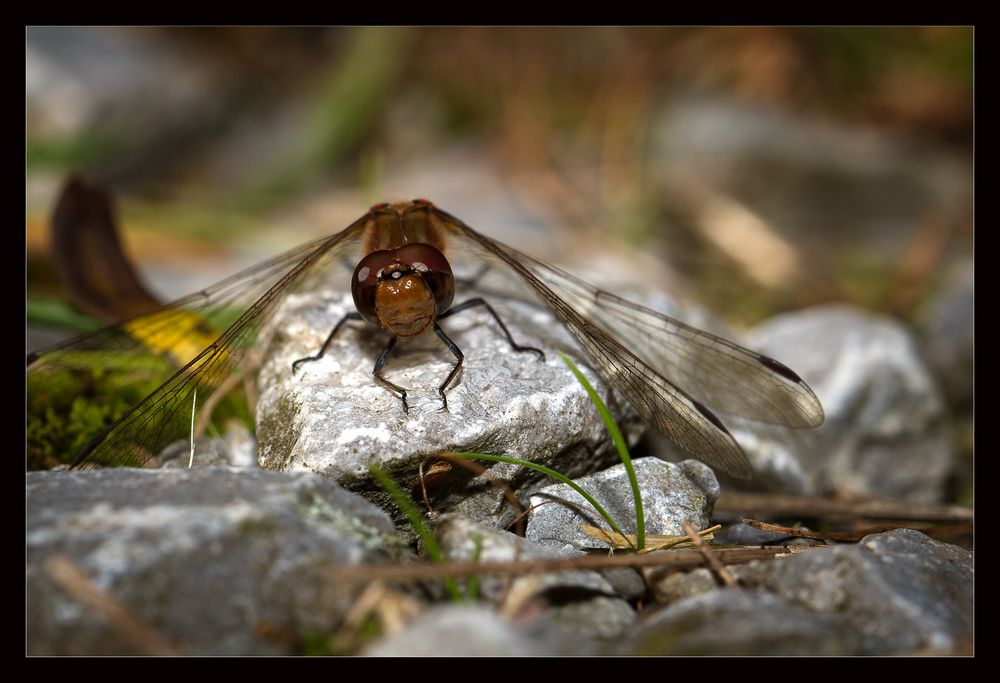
[682,521,738,587]
[329,545,820,585]
[581,523,721,554]
[44,554,180,656]
[716,492,972,523]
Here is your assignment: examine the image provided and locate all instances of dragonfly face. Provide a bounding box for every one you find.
[27,196,825,477]
[352,242,455,337]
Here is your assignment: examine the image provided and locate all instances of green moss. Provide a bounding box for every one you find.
[299,492,404,552]
[257,393,300,470]
[299,629,340,656]
[235,515,281,537]
[27,350,253,469]
[27,354,171,468]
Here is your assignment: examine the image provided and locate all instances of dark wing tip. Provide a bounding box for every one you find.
[689,399,753,479]
[691,398,727,433]
[757,354,825,427]
[758,354,803,383]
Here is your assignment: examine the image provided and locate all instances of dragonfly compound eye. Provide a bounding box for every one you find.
[352,249,397,327]
[393,243,454,315]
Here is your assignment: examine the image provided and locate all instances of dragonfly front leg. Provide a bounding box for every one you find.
[439,298,545,361]
[292,312,363,374]
[373,335,410,413]
[433,323,463,412]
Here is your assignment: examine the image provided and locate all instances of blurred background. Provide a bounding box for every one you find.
[25,27,972,498]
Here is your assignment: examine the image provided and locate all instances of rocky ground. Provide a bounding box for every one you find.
[27,289,973,656]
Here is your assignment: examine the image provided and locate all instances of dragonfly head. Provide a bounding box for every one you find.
[352,243,455,337]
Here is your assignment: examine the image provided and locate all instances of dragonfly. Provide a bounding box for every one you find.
[27,197,824,478]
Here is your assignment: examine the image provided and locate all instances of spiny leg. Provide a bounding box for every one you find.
[292,311,363,374]
[439,298,546,361]
[373,335,410,413]
[433,323,464,412]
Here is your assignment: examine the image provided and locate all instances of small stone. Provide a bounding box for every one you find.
[641,528,973,655]
[622,588,864,656]
[742,304,953,502]
[919,259,973,406]
[362,605,562,656]
[712,522,823,547]
[157,423,257,469]
[435,515,635,639]
[526,458,719,553]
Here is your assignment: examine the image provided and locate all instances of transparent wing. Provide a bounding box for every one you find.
[28,215,369,469]
[431,206,824,479]
[496,250,824,428]
[29,199,824,478]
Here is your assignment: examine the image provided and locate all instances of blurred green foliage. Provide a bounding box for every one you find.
[25,27,972,182]
[26,298,102,333]
[241,27,413,208]
[26,131,126,170]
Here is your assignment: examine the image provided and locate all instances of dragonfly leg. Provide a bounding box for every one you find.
[292,311,363,374]
[373,335,409,413]
[439,298,545,361]
[432,323,465,412]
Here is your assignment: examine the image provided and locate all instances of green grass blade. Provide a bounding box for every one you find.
[558,352,645,550]
[368,464,464,602]
[444,452,633,550]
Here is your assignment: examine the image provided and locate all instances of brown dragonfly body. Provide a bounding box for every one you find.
[358,200,453,338]
[292,200,543,412]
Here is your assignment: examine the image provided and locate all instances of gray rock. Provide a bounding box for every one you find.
[256,288,641,526]
[621,588,864,656]
[27,467,405,656]
[717,425,813,494]
[526,459,719,553]
[363,605,563,656]
[642,529,973,655]
[644,566,720,606]
[594,566,649,603]
[435,515,635,639]
[27,27,193,137]
[740,304,952,502]
[920,259,973,406]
